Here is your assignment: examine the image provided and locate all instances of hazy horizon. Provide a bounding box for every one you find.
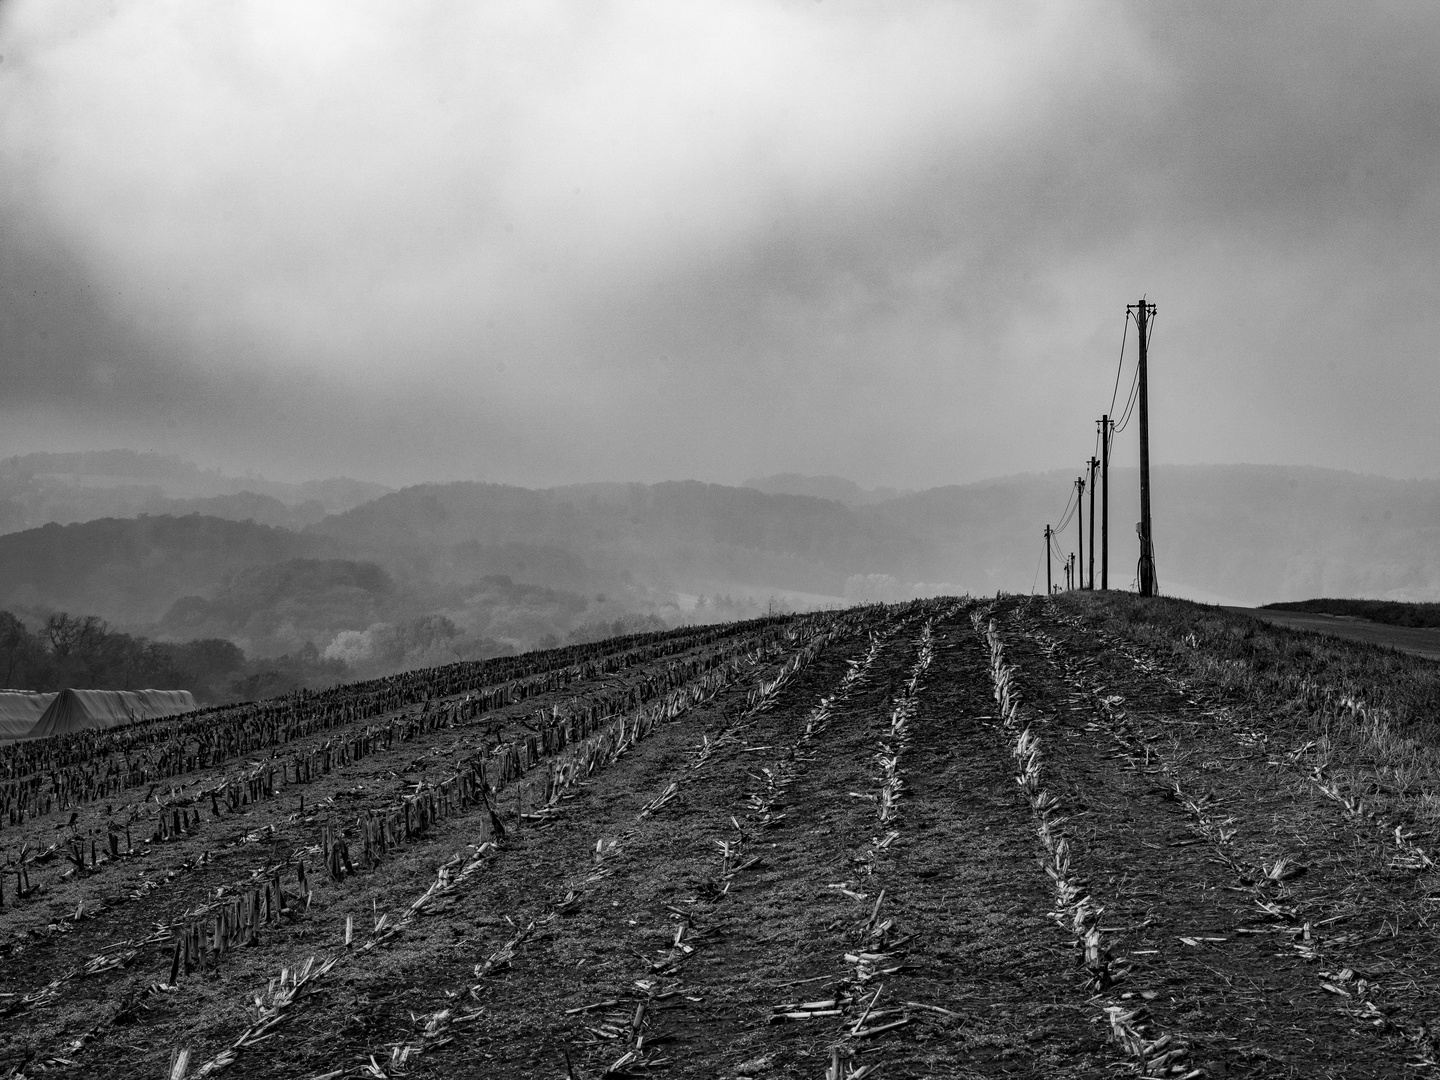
[6,450,1440,687]
[7,446,1434,497]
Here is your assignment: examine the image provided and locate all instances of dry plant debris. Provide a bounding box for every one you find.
[7,595,1440,1077]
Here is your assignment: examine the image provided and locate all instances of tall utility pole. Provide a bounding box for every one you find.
[1068,553,1076,590]
[1128,297,1157,596]
[1099,415,1111,590]
[1074,475,1085,593]
[1044,525,1053,595]
[1087,456,1099,589]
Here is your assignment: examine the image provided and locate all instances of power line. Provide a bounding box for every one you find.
[1113,352,1141,433]
[1054,485,1079,532]
[1107,312,1130,418]
[1047,521,1068,564]
[1115,311,1157,433]
[1040,300,1159,597]
[1053,480,1078,531]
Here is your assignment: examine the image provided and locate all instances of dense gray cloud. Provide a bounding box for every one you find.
[1,1,1438,488]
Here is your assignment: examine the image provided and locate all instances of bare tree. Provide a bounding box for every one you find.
[0,612,36,687]
[45,613,107,660]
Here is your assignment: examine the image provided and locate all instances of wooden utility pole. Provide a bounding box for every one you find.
[1099,415,1111,590]
[1044,525,1053,595]
[1087,456,1098,589]
[1074,475,1085,593]
[1128,298,1157,596]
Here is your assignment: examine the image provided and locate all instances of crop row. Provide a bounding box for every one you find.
[329,607,907,1078]
[0,613,849,1077]
[0,616,820,954]
[0,615,799,821]
[545,611,905,1076]
[976,607,1198,1080]
[169,610,874,1078]
[1035,608,1439,1069]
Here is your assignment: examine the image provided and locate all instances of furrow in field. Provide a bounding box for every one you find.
[669,599,1104,1080]
[189,610,876,1079]
[1003,597,1421,1078]
[0,622,769,827]
[0,626,792,1066]
[478,605,941,1077]
[975,608,1176,1079]
[16,619,841,1080]
[309,608,900,1078]
[550,620,915,1079]
[1,624,786,947]
[838,611,1108,1080]
[1031,601,1440,1075]
[0,631,758,955]
[784,615,942,1080]
[0,624,800,990]
[582,617,910,1079]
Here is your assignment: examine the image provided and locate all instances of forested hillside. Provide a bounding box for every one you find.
[0,515,339,623]
[5,457,1440,682]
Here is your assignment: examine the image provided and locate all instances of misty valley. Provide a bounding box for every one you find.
[5,451,1440,706]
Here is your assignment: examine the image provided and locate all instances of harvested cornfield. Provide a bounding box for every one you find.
[3,594,1440,1078]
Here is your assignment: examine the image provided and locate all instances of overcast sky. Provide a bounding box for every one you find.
[2,1,1438,489]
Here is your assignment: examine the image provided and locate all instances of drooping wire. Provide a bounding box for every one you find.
[1113,362,1140,433]
[1053,484,1078,533]
[1107,311,1131,418]
[1113,311,1156,434]
[1043,304,1159,592]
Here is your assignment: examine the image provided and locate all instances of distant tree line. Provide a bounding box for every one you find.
[0,600,731,705]
[0,610,347,704]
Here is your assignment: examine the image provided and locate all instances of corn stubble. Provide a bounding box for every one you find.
[16,594,1440,1077]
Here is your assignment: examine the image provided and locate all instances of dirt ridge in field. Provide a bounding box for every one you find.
[13,592,1440,1079]
[0,612,855,1078]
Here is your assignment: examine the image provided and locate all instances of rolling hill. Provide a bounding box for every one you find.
[308,480,932,597]
[0,514,340,625]
[5,460,1440,667]
[0,450,389,535]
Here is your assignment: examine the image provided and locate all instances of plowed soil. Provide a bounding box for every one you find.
[6,593,1440,1079]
